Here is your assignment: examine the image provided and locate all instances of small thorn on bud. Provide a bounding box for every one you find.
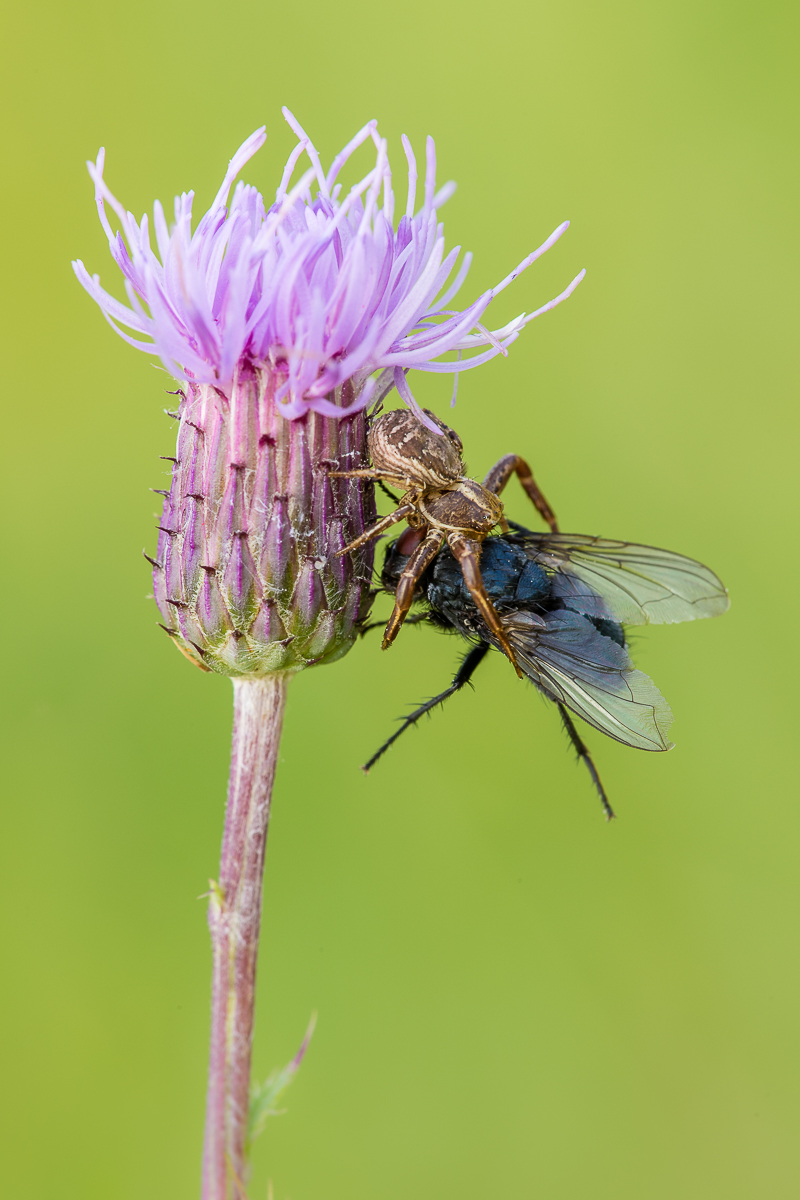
[151,488,170,497]
[160,456,179,464]
[158,623,179,637]
[259,434,276,447]
[143,550,162,569]
[165,388,185,399]
[201,564,217,573]
[164,409,180,420]
[167,598,189,609]
[187,493,205,502]
[157,526,177,536]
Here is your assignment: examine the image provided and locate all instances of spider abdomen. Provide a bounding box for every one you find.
[367,408,463,488]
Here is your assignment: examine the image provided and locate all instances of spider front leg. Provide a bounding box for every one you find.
[335,503,416,556]
[446,533,523,678]
[482,455,559,532]
[381,528,444,650]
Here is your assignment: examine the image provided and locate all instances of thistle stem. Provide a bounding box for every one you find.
[202,674,291,1200]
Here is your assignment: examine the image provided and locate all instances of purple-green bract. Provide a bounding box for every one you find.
[73,108,583,427]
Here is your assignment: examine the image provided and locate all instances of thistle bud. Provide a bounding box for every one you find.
[152,372,375,675]
[74,109,584,678]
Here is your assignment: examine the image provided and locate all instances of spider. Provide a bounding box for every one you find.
[329,407,559,677]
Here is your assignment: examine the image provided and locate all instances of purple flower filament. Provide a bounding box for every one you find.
[73,109,585,429]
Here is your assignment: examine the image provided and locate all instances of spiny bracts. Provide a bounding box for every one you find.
[151,368,375,676]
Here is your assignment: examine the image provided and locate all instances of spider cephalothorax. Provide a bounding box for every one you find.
[330,408,559,676]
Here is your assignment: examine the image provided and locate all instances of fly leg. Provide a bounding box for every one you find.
[362,643,490,772]
[557,703,616,821]
[335,503,416,556]
[359,613,428,637]
[482,455,559,533]
[382,529,444,649]
[447,533,523,677]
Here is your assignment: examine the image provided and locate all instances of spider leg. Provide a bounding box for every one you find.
[482,455,559,533]
[557,703,616,821]
[335,503,416,556]
[382,528,444,649]
[446,533,523,678]
[362,643,490,772]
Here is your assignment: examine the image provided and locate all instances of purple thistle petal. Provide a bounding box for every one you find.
[325,120,377,194]
[393,367,440,433]
[490,221,571,298]
[281,109,328,197]
[519,268,587,326]
[450,351,462,408]
[410,334,521,373]
[427,249,473,314]
[75,116,583,423]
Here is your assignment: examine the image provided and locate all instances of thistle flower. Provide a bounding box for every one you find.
[73,113,585,1199]
[73,109,583,679]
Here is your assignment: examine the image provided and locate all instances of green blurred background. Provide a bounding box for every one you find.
[1,0,797,1196]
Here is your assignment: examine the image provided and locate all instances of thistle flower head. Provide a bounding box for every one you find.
[74,113,584,678]
[73,109,583,429]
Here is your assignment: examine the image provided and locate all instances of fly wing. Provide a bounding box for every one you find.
[517,533,729,626]
[505,610,674,752]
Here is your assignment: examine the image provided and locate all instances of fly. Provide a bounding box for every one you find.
[364,521,729,819]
